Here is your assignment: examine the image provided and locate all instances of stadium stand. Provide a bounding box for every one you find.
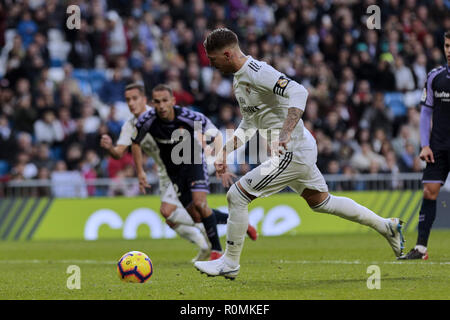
[0,0,449,197]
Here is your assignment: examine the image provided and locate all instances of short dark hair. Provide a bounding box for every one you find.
[445,30,450,39]
[125,82,145,95]
[152,84,173,96]
[203,28,238,52]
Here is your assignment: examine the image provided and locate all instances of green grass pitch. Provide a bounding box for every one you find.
[1,231,450,300]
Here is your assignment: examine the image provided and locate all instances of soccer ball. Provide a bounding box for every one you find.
[117,251,153,283]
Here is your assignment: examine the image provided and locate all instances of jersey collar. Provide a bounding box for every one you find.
[234,55,252,76]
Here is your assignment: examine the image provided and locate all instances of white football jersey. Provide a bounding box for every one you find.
[233,56,316,158]
[117,106,168,180]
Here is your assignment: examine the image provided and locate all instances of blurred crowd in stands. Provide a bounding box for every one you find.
[0,0,449,196]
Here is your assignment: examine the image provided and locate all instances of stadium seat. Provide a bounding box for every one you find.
[0,160,10,176]
[72,69,92,95]
[47,28,71,67]
[89,70,107,96]
[50,146,63,161]
[384,92,407,118]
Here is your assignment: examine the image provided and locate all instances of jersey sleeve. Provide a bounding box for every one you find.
[250,63,308,111]
[421,66,444,108]
[420,104,433,148]
[194,111,219,137]
[131,110,154,145]
[421,77,433,108]
[116,119,135,146]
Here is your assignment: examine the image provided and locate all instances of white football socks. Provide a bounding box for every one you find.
[172,224,209,250]
[311,194,388,234]
[223,184,251,267]
[167,207,209,249]
[167,207,195,226]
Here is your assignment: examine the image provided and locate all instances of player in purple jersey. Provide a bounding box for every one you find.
[399,31,450,260]
[131,84,257,261]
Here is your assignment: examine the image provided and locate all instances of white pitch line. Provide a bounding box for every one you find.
[274,259,450,266]
[0,259,116,265]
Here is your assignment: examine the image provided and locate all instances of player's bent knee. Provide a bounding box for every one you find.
[309,193,332,214]
[423,185,440,200]
[303,191,330,211]
[227,183,251,207]
[192,199,208,213]
[160,205,175,219]
[165,220,176,228]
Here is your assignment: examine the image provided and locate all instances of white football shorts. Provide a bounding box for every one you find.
[239,147,328,198]
[159,177,183,207]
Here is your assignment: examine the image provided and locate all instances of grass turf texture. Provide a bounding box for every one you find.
[1,231,450,300]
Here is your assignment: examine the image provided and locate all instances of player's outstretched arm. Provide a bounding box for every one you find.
[131,142,150,193]
[100,134,128,159]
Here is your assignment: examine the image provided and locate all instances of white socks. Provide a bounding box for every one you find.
[223,184,251,266]
[167,207,209,249]
[311,194,388,234]
[167,207,195,226]
[173,224,209,250]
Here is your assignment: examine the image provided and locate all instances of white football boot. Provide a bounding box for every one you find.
[194,256,240,280]
[383,218,405,257]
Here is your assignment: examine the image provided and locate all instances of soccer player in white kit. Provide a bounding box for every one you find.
[194,28,405,279]
[100,83,211,262]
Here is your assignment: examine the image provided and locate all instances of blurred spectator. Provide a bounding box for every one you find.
[373,59,396,92]
[34,109,64,145]
[17,11,38,48]
[359,92,395,138]
[399,142,418,172]
[350,142,385,173]
[105,10,129,62]
[392,124,420,159]
[80,99,101,134]
[0,114,15,163]
[100,69,127,104]
[58,107,77,139]
[33,143,55,171]
[68,24,95,69]
[105,106,124,139]
[65,143,83,171]
[394,56,416,92]
[108,164,140,197]
[1,0,447,192]
[248,0,275,34]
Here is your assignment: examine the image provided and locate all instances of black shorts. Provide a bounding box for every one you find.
[169,163,209,207]
[422,149,450,185]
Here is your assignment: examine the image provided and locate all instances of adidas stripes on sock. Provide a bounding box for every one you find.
[172,224,209,250]
[417,199,436,247]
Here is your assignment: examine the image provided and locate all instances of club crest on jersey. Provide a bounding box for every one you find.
[131,128,138,140]
[421,88,427,102]
[273,76,290,96]
[245,84,251,94]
